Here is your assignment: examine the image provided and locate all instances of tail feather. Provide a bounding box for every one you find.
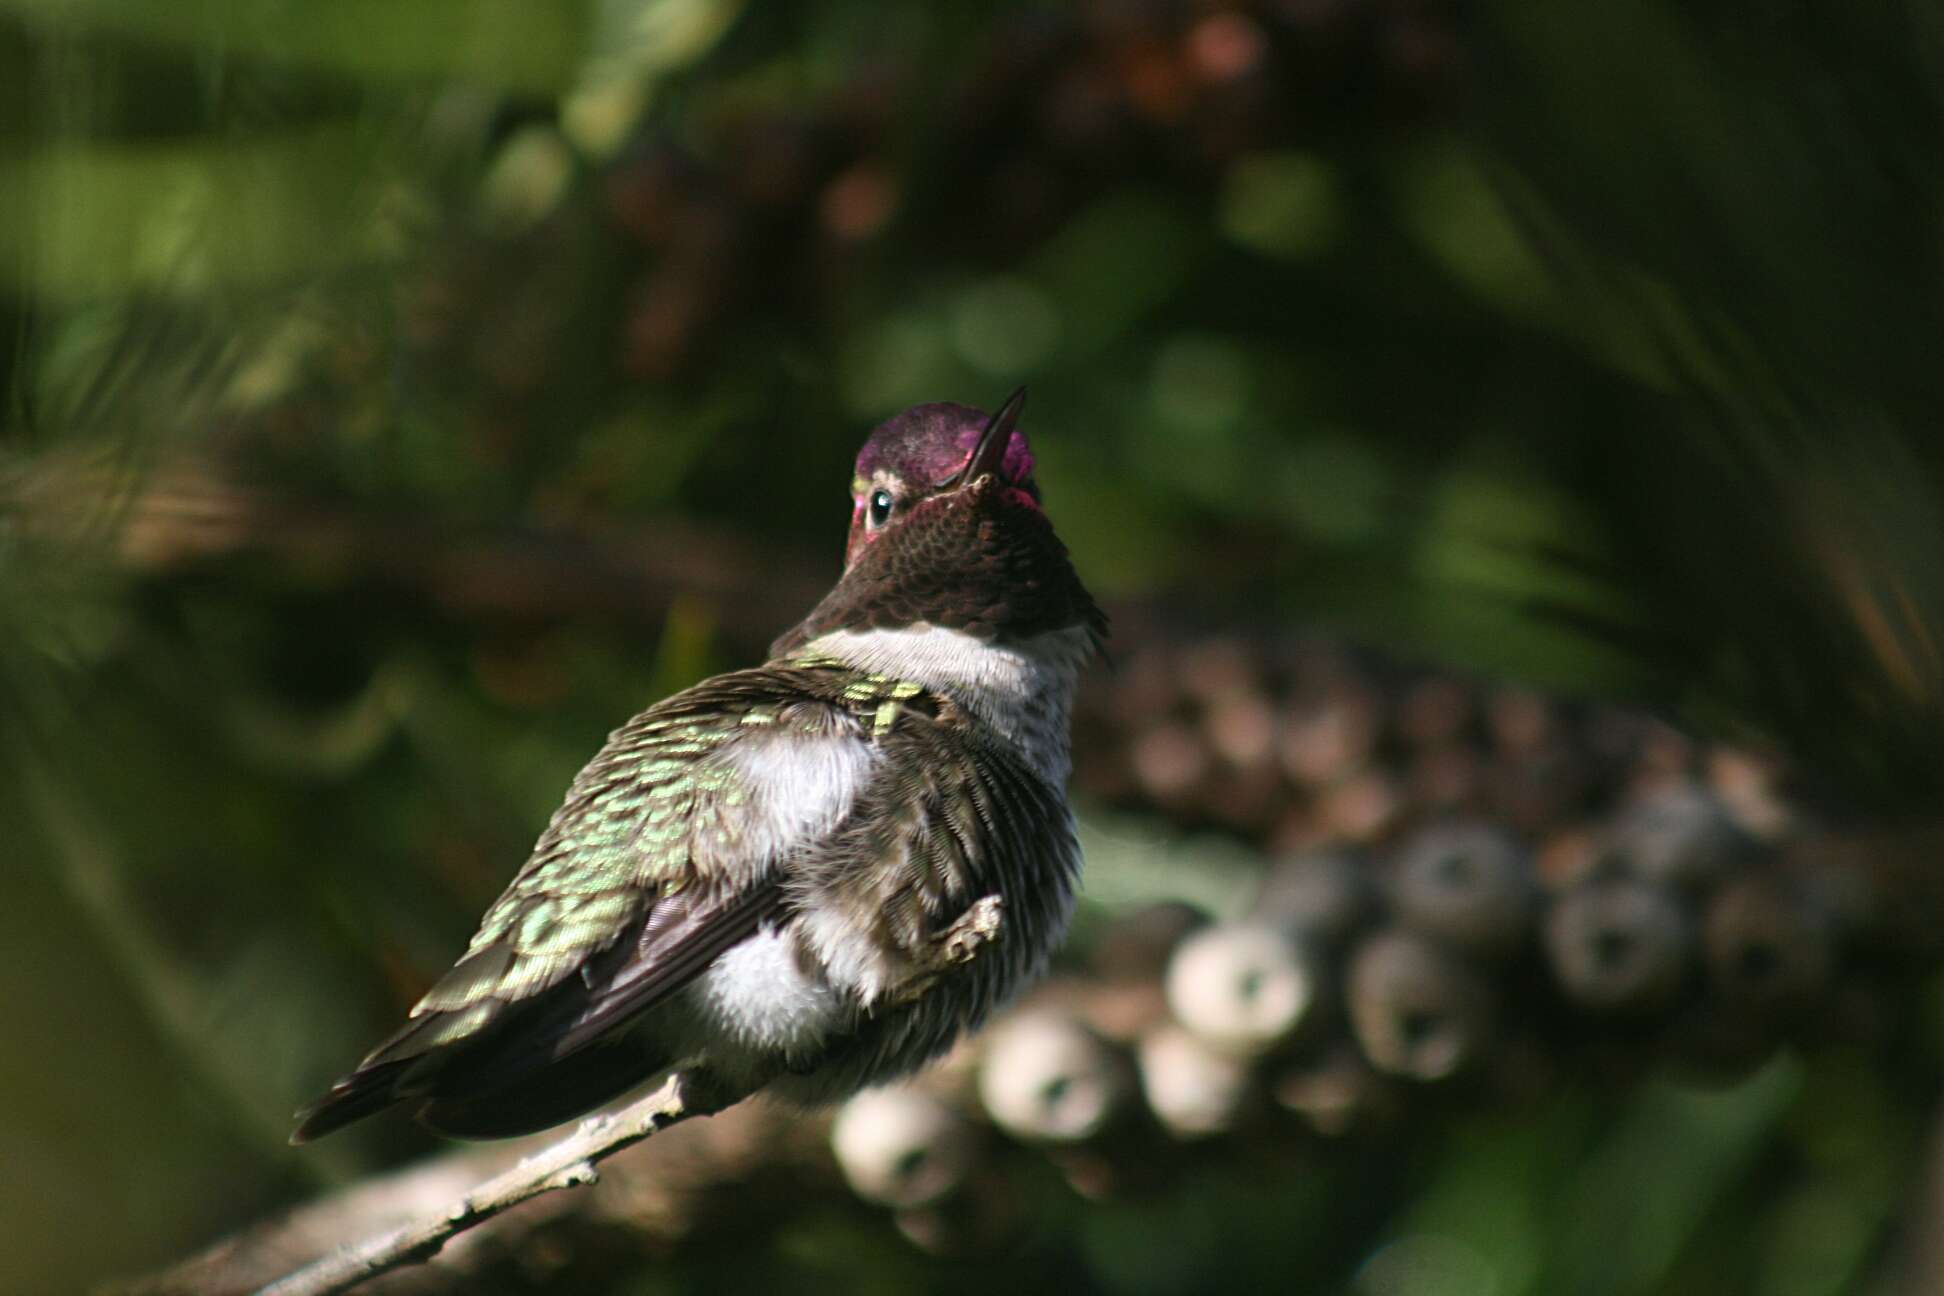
[291,1001,669,1143]
[289,1058,418,1144]
[290,896,721,1142]
[288,1003,474,1143]
[414,1043,667,1140]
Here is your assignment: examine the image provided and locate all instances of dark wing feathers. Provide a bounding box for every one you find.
[547,880,781,1058]
[412,1037,678,1141]
[768,711,1076,1097]
[798,706,1072,989]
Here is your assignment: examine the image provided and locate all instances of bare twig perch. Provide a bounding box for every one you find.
[252,1067,736,1296]
[135,896,1007,1296]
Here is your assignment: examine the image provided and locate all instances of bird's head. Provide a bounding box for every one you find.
[842,392,1042,569]
[773,390,1103,656]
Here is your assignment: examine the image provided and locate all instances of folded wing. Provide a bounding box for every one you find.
[291,671,865,1142]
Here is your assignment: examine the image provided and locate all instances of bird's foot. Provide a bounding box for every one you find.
[888,894,1005,1007]
[939,894,1004,966]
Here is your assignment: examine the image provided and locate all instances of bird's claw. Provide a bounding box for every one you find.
[885,895,1006,1008]
[940,894,1004,965]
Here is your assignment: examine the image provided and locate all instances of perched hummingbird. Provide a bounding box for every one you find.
[293,391,1103,1141]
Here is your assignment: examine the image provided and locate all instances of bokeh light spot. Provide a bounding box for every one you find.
[950,277,1061,376]
[1219,151,1342,261]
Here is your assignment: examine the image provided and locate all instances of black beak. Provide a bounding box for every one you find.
[953,387,1026,490]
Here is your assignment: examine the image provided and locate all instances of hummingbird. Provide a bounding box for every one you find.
[292,390,1104,1141]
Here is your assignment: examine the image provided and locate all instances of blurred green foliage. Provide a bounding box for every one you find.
[3,1,1944,1293]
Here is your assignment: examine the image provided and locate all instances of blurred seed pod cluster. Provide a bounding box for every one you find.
[1074,630,1779,846]
[827,629,1935,1231]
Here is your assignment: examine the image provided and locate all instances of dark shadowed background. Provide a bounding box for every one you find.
[6,2,1944,1293]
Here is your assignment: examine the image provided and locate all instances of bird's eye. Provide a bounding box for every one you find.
[867,488,895,528]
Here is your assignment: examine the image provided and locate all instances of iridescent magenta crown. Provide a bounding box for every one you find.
[854,401,1037,496]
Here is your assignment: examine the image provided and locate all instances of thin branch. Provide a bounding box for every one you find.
[119,1098,802,1296]
[134,895,1012,1296]
[255,1067,742,1296]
